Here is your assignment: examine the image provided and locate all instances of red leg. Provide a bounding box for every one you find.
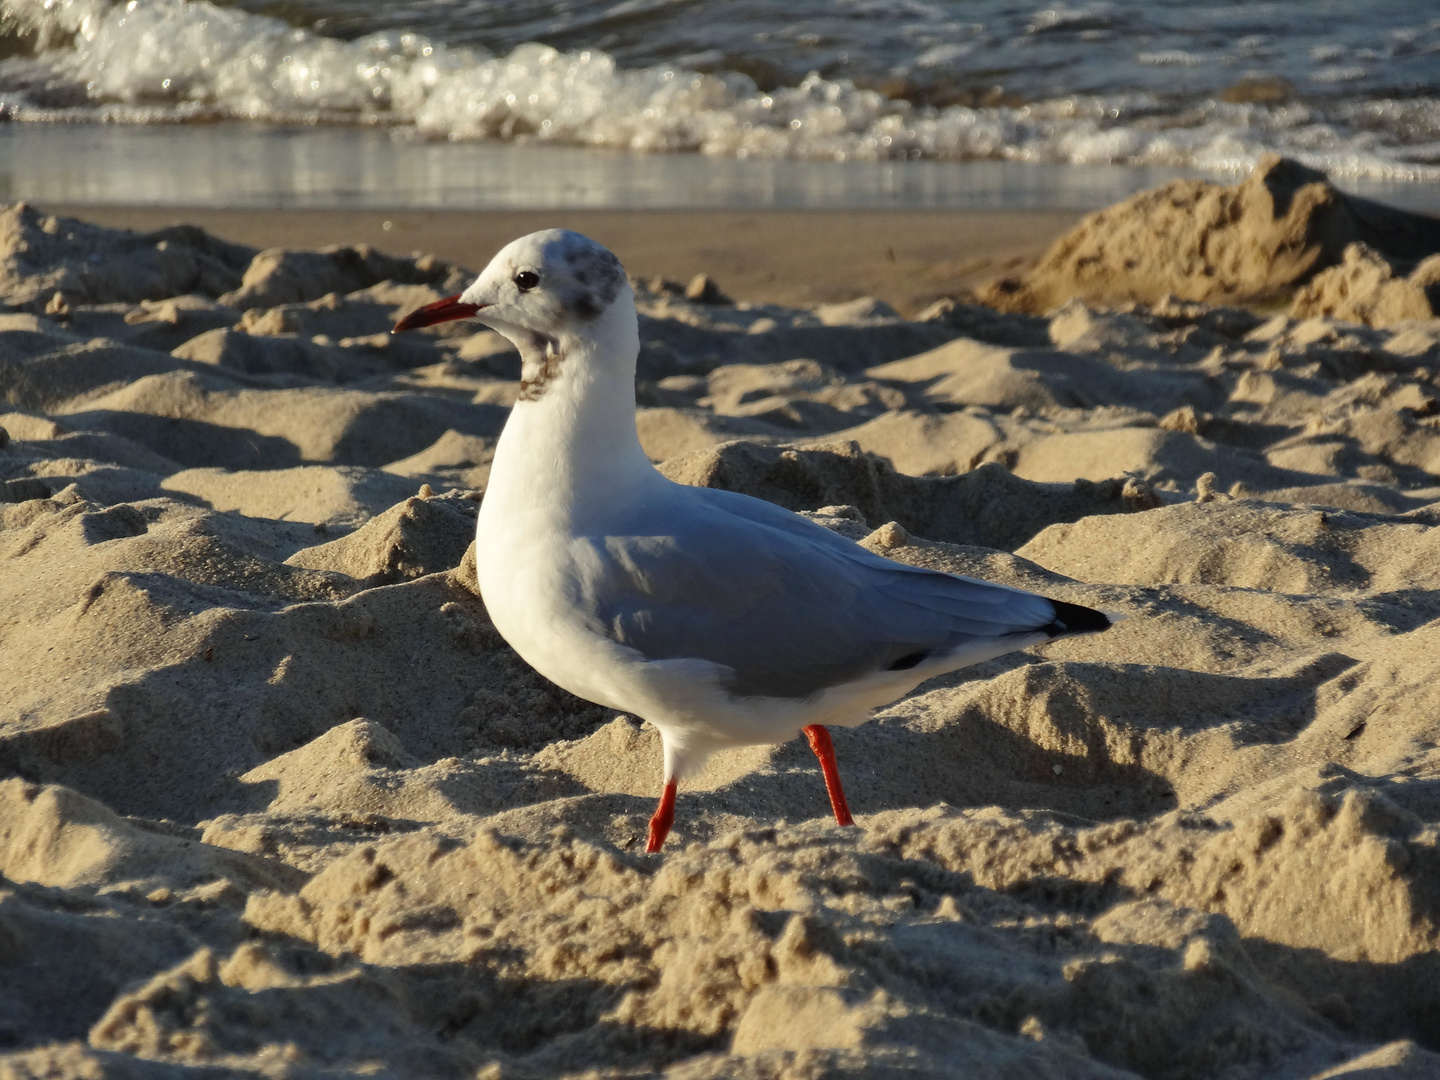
[803,725,855,827]
[646,778,678,853]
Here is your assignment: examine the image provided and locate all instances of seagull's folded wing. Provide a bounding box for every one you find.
[571,488,1058,700]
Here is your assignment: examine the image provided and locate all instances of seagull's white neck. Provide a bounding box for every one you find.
[483,289,659,526]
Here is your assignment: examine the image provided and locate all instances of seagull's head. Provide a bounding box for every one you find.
[393,229,630,348]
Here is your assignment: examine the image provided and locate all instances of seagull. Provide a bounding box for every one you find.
[394,229,1114,852]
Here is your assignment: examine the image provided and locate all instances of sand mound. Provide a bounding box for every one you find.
[1290,244,1440,327]
[4,197,1440,1077]
[671,357,906,430]
[284,489,479,585]
[661,440,1162,550]
[1019,497,1440,593]
[633,293,963,378]
[0,203,256,310]
[219,245,471,311]
[982,155,1440,313]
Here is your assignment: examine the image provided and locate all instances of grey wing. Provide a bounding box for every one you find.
[575,491,1067,699]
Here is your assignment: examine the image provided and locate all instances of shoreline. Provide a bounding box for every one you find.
[35,205,1085,313]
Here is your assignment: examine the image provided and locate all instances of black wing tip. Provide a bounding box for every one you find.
[1043,599,1114,638]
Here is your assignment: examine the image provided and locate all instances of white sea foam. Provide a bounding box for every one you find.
[1137,51,1207,67]
[1,0,1437,181]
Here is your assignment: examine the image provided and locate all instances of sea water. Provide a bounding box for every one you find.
[1,0,1437,208]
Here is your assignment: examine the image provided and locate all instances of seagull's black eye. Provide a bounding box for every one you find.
[514,270,540,292]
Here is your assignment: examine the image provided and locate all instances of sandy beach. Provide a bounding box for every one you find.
[4,156,1440,1079]
[40,206,1083,317]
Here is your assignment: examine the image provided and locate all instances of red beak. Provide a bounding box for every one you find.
[392,294,486,333]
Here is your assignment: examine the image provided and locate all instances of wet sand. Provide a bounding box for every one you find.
[38,205,1083,314]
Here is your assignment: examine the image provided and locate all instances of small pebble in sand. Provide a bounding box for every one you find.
[45,291,70,318]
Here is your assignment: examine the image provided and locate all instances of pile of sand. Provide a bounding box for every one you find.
[1290,244,1440,328]
[981,155,1440,320]
[3,193,1440,1079]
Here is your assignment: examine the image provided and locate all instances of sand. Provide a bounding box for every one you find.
[981,155,1440,320]
[38,206,1081,318]
[3,168,1440,1079]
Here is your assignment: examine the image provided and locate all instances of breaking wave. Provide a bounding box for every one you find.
[1,0,1438,180]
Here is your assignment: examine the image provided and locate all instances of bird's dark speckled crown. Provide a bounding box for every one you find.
[549,231,626,321]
